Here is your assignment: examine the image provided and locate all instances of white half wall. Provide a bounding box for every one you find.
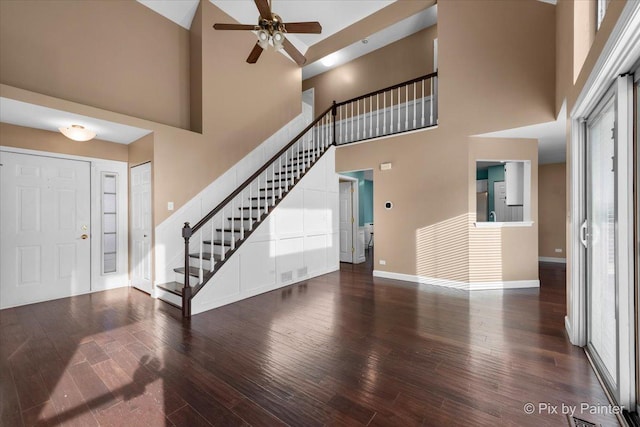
[155,106,312,287]
[191,147,339,315]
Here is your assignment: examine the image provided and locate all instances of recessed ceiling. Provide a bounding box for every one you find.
[0,98,152,145]
[476,101,567,165]
[302,5,437,80]
[137,0,200,29]
[209,0,395,55]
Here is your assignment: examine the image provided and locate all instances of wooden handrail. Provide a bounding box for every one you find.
[335,71,438,107]
[189,105,333,234]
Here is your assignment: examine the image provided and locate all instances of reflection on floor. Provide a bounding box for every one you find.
[0,261,618,426]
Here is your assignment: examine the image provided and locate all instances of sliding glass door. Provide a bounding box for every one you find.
[586,93,618,391]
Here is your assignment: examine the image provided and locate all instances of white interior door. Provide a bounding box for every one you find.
[0,151,91,308]
[339,181,353,263]
[130,163,152,294]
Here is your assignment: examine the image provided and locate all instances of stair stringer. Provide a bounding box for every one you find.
[190,147,339,315]
[154,106,312,288]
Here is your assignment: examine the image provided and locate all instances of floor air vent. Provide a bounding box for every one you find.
[567,415,599,427]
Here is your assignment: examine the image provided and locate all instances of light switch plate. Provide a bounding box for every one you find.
[168,202,174,211]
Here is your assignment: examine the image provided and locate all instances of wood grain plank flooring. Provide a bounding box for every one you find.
[0,257,620,426]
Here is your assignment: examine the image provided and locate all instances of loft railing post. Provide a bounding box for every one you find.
[331,101,337,145]
[182,222,192,317]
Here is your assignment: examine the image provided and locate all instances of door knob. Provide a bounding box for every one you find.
[81,234,89,240]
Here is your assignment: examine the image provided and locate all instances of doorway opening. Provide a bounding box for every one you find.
[338,169,374,268]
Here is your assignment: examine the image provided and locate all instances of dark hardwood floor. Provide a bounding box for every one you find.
[1,255,619,426]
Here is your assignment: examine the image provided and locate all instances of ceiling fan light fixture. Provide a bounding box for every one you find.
[272,31,285,51]
[59,125,96,142]
[257,29,269,49]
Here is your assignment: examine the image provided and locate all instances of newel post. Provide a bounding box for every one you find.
[181,222,192,318]
[331,101,337,145]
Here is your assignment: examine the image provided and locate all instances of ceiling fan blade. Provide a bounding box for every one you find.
[282,38,306,66]
[282,22,322,34]
[214,23,258,31]
[247,42,264,64]
[254,0,272,20]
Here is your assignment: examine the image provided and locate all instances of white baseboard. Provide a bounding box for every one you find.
[373,270,540,291]
[539,256,567,263]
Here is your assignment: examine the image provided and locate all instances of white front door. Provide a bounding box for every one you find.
[339,181,354,263]
[130,163,152,294]
[0,152,91,308]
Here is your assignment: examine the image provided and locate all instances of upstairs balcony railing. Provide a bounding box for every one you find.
[334,71,438,145]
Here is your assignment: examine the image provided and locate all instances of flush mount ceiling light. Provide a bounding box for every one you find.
[59,124,96,142]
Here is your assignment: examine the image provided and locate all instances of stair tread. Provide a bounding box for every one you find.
[157,281,184,296]
[215,227,243,233]
[203,239,232,247]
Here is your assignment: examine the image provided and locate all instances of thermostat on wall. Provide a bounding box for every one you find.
[385,201,393,210]
[380,162,392,171]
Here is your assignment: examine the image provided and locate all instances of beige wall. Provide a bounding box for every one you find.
[303,26,437,113]
[0,0,303,227]
[0,0,190,129]
[0,122,128,162]
[539,163,566,259]
[335,0,555,283]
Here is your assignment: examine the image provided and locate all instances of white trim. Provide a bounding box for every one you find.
[539,256,567,263]
[614,74,636,410]
[565,316,573,340]
[571,1,640,118]
[372,270,540,291]
[474,221,534,228]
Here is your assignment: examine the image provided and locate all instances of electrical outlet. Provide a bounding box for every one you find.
[555,248,563,253]
[167,202,174,211]
[379,260,386,265]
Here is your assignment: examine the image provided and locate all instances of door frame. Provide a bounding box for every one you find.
[568,44,638,418]
[130,161,153,294]
[0,146,129,294]
[338,175,358,264]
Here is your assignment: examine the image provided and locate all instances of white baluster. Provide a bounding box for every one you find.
[376,94,380,137]
[356,100,360,140]
[422,79,425,127]
[278,157,282,198]
[390,90,393,133]
[383,92,387,134]
[199,231,203,283]
[221,209,225,261]
[230,200,235,250]
[430,78,434,125]
[350,102,354,142]
[210,220,215,272]
[405,85,409,131]
[413,82,417,129]
[264,171,269,214]
[297,141,301,179]
[342,105,346,143]
[248,183,252,232]
[240,189,245,240]
[369,96,373,138]
[398,88,402,132]
[272,163,276,205]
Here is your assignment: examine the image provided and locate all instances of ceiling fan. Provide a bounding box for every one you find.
[213,0,322,66]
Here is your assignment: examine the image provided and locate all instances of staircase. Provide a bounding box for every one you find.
[156,71,438,317]
[156,104,336,316]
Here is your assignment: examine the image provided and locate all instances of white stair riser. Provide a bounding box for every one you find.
[156,288,182,308]
[189,256,214,271]
[175,272,200,287]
